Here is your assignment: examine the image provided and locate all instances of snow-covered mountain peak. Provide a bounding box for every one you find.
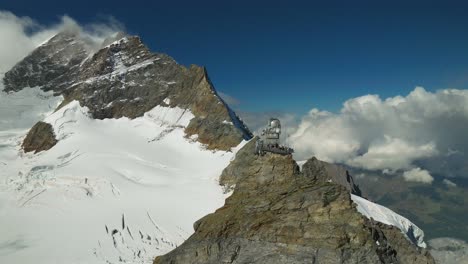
[3,30,252,150]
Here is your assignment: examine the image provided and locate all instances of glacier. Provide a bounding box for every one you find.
[0,87,245,264]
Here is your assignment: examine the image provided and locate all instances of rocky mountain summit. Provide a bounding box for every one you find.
[154,139,435,264]
[3,29,252,151]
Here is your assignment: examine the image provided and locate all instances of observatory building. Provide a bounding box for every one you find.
[255,118,294,156]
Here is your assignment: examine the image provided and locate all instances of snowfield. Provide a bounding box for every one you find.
[0,87,245,264]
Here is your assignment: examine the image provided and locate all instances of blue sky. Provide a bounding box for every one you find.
[3,0,468,114]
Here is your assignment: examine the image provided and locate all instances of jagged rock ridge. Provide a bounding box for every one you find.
[301,157,362,196]
[3,31,252,151]
[154,140,435,264]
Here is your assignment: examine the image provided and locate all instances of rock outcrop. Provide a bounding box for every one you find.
[154,139,435,264]
[22,121,57,153]
[4,31,252,150]
[301,157,362,196]
[373,222,434,263]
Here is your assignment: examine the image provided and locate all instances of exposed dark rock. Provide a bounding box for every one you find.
[3,31,90,92]
[154,140,435,264]
[22,121,57,153]
[219,137,265,192]
[220,139,361,195]
[373,222,434,264]
[302,157,362,196]
[4,32,252,150]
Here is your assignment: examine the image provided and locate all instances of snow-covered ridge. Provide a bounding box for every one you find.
[0,91,244,264]
[83,56,160,85]
[104,36,129,49]
[351,194,427,248]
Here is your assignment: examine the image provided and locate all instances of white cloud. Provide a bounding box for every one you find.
[218,91,240,106]
[0,10,124,75]
[287,87,468,178]
[403,168,434,184]
[348,136,437,171]
[443,178,457,187]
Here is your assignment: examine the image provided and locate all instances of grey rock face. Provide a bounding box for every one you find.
[302,157,362,196]
[220,141,361,195]
[3,31,90,92]
[154,140,435,264]
[3,32,252,150]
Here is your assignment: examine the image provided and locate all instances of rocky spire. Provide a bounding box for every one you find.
[154,140,435,264]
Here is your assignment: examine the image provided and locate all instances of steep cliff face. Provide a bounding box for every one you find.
[154,140,435,264]
[3,31,252,151]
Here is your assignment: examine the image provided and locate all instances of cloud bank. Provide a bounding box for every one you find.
[402,168,434,184]
[442,178,457,187]
[0,10,124,75]
[286,87,468,180]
